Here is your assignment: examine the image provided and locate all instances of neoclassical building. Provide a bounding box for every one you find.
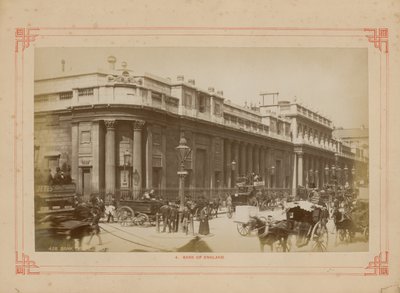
[34,57,368,201]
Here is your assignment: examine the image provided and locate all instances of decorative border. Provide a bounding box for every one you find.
[13,26,390,276]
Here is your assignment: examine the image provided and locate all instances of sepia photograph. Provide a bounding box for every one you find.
[33,47,370,253]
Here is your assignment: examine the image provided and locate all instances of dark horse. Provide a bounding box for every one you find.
[332,207,355,244]
[248,216,291,252]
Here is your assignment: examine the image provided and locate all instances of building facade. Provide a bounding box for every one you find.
[34,58,368,201]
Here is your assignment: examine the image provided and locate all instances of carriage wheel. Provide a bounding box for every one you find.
[117,206,135,226]
[310,222,329,252]
[237,223,250,236]
[135,213,149,226]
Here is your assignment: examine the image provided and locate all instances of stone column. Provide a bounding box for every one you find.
[161,127,167,196]
[145,124,153,190]
[297,153,303,186]
[240,142,246,177]
[233,141,239,187]
[224,139,232,188]
[260,147,265,182]
[292,153,297,195]
[104,119,116,195]
[253,145,260,174]
[132,120,145,199]
[91,121,100,194]
[71,122,79,190]
[247,144,253,175]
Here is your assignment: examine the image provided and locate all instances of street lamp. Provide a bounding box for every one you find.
[122,150,131,199]
[324,164,329,184]
[270,166,275,188]
[175,136,192,232]
[231,160,237,187]
[231,160,237,171]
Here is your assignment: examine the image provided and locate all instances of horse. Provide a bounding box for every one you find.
[248,216,291,252]
[332,207,355,244]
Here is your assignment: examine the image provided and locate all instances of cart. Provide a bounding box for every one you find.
[234,205,267,236]
[116,199,164,226]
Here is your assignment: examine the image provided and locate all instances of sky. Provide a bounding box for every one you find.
[35,47,368,129]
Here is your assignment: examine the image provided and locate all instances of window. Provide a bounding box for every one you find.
[214,102,221,115]
[184,94,192,108]
[198,95,206,113]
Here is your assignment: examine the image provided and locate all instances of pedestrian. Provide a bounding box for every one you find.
[53,167,62,185]
[198,205,210,235]
[160,203,171,233]
[170,204,179,232]
[310,188,320,205]
[182,205,191,234]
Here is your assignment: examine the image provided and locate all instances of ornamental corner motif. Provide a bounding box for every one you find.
[364,251,389,276]
[364,28,389,54]
[15,252,40,275]
[15,27,40,53]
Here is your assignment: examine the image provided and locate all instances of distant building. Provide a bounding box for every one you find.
[34,57,368,201]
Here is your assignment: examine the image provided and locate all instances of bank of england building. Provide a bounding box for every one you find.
[34,57,368,202]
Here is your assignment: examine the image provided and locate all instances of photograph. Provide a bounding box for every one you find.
[33,47,370,253]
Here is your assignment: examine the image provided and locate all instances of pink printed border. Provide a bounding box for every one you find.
[13,26,390,277]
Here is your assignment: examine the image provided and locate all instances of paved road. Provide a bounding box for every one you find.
[81,210,368,253]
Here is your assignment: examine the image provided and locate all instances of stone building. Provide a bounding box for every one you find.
[34,57,368,201]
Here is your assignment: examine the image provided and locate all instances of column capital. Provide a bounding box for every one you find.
[104,119,117,129]
[133,120,146,130]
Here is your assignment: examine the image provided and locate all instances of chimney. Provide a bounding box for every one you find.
[177,75,185,82]
[61,59,65,72]
[217,90,223,96]
[107,56,117,70]
[208,87,215,93]
[188,79,195,85]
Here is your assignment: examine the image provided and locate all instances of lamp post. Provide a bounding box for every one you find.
[123,150,131,199]
[176,136,192,232]
[351,166,356,188]
[231,160,237,187]
[270,165,275,188]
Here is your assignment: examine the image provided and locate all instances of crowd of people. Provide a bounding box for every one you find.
[35,165,72,186]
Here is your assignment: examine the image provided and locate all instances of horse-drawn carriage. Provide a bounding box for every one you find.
[116,199,164,226]
[333,198,369,244]
[239,201,329,252]
[232,177,265,209]
[35,202,102,251]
